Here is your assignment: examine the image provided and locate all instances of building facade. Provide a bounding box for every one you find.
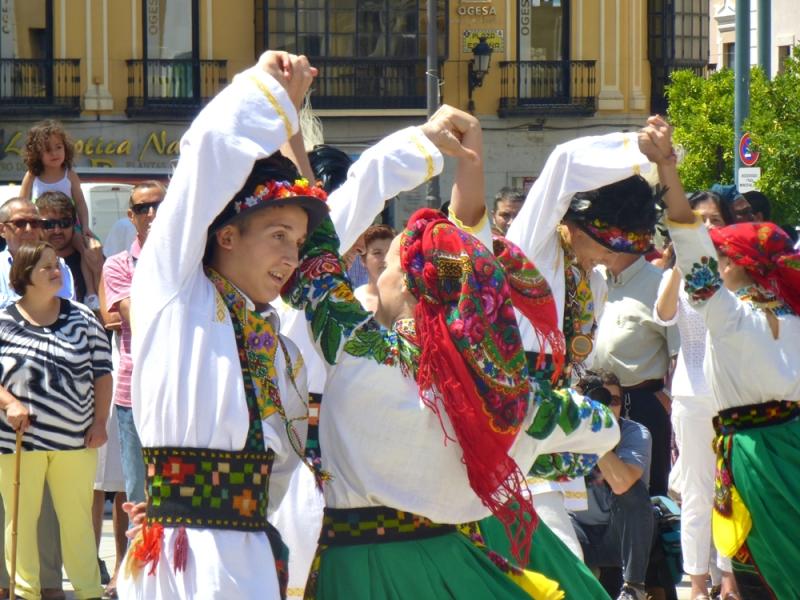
[0,1,710,226]
[710,0,799,76]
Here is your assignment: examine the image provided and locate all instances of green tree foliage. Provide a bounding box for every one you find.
[666,47,800,224]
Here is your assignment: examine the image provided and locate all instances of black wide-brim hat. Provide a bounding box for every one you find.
[210,152,330,236]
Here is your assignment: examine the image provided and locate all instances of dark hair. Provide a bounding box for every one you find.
[10,241,55,296]
[493,186,524,211]
[24,120,74,176]
[566,175,662,232]
[35,191,75,220]
[574,369,620,406]
[743,190,771,221]
[363,224,395,248]
[308,145,353,194]
[688,191,735,226]
[129,180,167,207]
[203,153,301,265]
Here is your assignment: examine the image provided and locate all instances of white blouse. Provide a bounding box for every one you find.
[668,218,800,410]
[654,269,715,409]
[121,69,309,600]
[505,132,652,355]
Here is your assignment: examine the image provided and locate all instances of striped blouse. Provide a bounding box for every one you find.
[0,299,112,453]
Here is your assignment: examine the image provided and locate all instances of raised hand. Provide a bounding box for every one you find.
[638,115,675,166]
[420,105,481,163]
[257,50,318,110]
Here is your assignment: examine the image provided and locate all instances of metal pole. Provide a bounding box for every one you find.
[425,0,441,207]
[758,0,771,77]
[734,0,750,181]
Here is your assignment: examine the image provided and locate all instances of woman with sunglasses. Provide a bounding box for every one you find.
[0,240,112,599]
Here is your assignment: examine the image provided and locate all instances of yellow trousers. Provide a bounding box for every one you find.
[0,448,102,600]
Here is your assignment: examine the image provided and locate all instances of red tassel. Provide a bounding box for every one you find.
[173,526,189,573]
[131,521,164,576]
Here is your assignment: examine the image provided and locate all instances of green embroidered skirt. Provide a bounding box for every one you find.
[310,529,532,599]
[478,515,610,599]
[729,417,800,599]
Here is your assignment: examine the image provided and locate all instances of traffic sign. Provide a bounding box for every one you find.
[739,133,759,167]
[737,167,761,193]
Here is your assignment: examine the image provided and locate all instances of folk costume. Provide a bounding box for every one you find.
[270,129,446,598]
[668,218,800,599]
[282,206,619,599]
[481,133,652,594]
[117,68,316,599]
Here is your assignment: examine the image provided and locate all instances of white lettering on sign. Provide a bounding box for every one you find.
[457,6,498,15]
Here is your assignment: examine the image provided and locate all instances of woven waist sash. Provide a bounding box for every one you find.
[318,506,455,547]
[713,400,800,436]
[143,446,274,531]
[712,400,799,518]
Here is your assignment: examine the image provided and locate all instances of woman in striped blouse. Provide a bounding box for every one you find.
[0,240,112,600]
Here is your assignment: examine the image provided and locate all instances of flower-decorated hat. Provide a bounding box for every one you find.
[566,174,663,255]
[212,153,329,236]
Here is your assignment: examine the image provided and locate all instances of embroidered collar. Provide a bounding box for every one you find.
[735,284,794,316]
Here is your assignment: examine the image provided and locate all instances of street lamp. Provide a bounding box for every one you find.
[467,36,493,113]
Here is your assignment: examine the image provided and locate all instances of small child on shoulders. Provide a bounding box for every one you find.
[20,119,104,309]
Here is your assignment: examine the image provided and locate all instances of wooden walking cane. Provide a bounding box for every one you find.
[9,427,22,600]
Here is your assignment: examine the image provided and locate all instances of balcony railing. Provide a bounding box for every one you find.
[499,60,597,117]
[126,59,227,118]
[0,59,81,116]
[311,58,429,109]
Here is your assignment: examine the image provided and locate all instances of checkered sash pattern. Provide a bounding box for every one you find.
[144,446,275,531]
[318,506,455,547]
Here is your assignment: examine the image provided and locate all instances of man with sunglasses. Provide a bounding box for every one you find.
[0,197,75,600]
[0,197,75,308]
[36,191,91,307]
[101,181,165,513]
[570,370,656,600]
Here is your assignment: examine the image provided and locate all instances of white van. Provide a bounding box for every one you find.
[81,182,134,243]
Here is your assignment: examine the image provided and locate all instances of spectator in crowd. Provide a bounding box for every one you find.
[710,184,754,223]
[102,217,137,259]
[102,181,166,508]
[0,198,76,600]
[0,240,112,600]
[36,191,90,303]
[655,189,739,600]
[590,178,679,498]
[742,190,771,222]
[571,370,655,600]
[492,186,524,235]
[353,224,394,312]
[20,119,103,310]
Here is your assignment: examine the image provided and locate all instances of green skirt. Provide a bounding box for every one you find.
[311,530,532,599]
[478,515,610,599]
[730,417,800,599]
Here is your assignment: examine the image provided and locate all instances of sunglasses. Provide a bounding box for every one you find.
[130,200,162,215]
[4,218,44,230]
[42,217,75,230]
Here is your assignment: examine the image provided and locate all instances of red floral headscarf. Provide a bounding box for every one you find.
[710,222,800,314]
[400,208,564,564]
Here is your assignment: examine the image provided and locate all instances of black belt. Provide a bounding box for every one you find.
[622,379,664,393]
[318,506,455,547]
[143,446,274,531]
